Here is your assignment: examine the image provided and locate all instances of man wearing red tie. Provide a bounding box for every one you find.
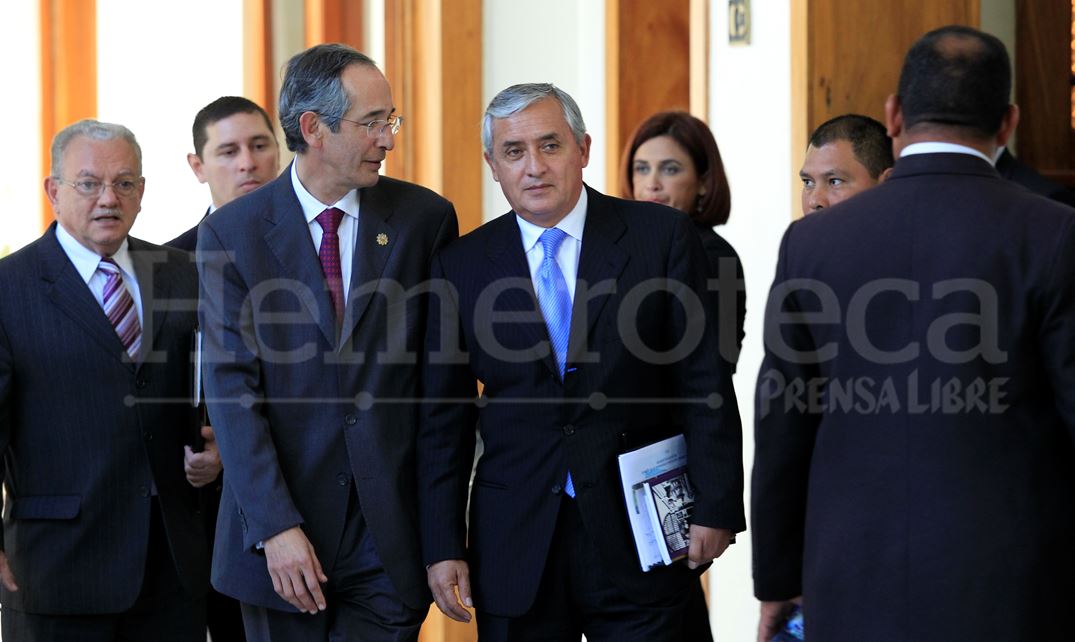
[198,43,458,641]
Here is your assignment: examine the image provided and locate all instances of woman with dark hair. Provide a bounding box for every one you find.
[622,112,744,642]
[622,110,745,370]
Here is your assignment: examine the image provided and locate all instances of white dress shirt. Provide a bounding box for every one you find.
[900,141,993,164]
[55,223,143,327]
[515,188,588,302]
[291,160,360,306]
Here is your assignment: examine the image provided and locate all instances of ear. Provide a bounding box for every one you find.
[483,151,500,183]
[579,133,592,169]
[884,94,903,139]
[995,104,1020,148]
[299,111,323,150]
[44,177,60,210]
[187,153,208,184]
[877,167,894,183]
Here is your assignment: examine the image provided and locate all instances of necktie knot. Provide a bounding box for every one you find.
[539,227,568,261]
[316,207,345,234]
[97,257,120,274]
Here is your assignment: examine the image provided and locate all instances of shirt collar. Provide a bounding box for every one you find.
[291,159,360,225]
[900,141,993,165]
[55,223,135,284]
[516,187,588,253]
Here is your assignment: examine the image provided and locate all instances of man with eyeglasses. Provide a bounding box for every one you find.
[0,119,209,640]
[197,43,458,641]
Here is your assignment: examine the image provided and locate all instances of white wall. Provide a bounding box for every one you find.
[0,2,42,257]
[708,3,796,640]
[481,0,606,222]
[97,0,245,245]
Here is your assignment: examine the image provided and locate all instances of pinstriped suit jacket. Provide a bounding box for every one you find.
[417,186,746,617]
[0,224,208,614]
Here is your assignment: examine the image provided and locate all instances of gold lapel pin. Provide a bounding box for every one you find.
[376,233,389,246]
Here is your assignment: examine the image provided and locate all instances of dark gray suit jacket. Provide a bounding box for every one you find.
[417,186,745,617]
[198,164,458,611]
[753,153,1075,640]
[0,225,208,614]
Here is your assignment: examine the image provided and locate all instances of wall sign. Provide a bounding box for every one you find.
[729,0,751,46]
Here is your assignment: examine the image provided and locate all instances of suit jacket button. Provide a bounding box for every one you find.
[345,414,357,426]
[143,431,153,441]
[562,424,575,435]
[136,378,148,389]
[139,486,149,498]
[337,473,348,486]
[551,484,562,495]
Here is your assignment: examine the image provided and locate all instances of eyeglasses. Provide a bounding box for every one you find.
[56,177,144,198]
[335,114,404,138]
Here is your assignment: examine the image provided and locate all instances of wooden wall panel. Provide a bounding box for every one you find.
[244,0,275,124]
[606,0,692,197]
[305,0,364,49]
[806,0,979,132]
[40,0,97,229]
[384,0,482,236]
[1014,0,1075,186]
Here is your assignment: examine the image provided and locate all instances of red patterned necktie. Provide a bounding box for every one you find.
[315,207,345,324]
[97,258,142,359]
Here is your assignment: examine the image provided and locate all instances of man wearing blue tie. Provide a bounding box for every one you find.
[418,83,745,641]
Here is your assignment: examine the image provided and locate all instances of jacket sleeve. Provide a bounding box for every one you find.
[197,221,303,550]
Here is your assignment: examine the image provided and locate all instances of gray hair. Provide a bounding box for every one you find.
[481,83,587,154]
[50,119,142,177]
[279,43,378,154]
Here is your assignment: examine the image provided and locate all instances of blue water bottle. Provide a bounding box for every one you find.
[769,604,804,641]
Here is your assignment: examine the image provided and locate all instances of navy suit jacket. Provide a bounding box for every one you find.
[752,153,1075,640]
[0,225,208,614]
[198,164,458,611]
[166,208,209,252]
[417,186,745,617]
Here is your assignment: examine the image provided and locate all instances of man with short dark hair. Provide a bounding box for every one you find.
[800,114,893,214]
[418,83,744,641]
[199,44,458,641]
[168,96,280,250]
[753,26,1075,641]
[0,119,209,640]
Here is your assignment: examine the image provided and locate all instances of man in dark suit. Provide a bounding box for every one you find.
[169,94,281,642]
[418,83,745,641]
[753,26,1075,641]
[0,119,209,640]
[198,44,458,641]
[168,96,281,251]
[994,147,1075,207]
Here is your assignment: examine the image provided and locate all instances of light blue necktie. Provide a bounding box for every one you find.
[535,227,575,497]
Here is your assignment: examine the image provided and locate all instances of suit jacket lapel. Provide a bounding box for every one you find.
[569,187,628,364]
[339,183,396,348]
[484,214,560,379]
[37,226,135,370]
[263,168,338,347]
[129,238,172,366]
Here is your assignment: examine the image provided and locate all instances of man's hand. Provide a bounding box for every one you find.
[686,525,734,569]
[264,527,328,614]
[0,552,18,592]
[184,425,223,488]
[427,560,472,623]
[757,598,801,642]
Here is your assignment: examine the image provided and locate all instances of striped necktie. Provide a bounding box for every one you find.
[97,258,142,359]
